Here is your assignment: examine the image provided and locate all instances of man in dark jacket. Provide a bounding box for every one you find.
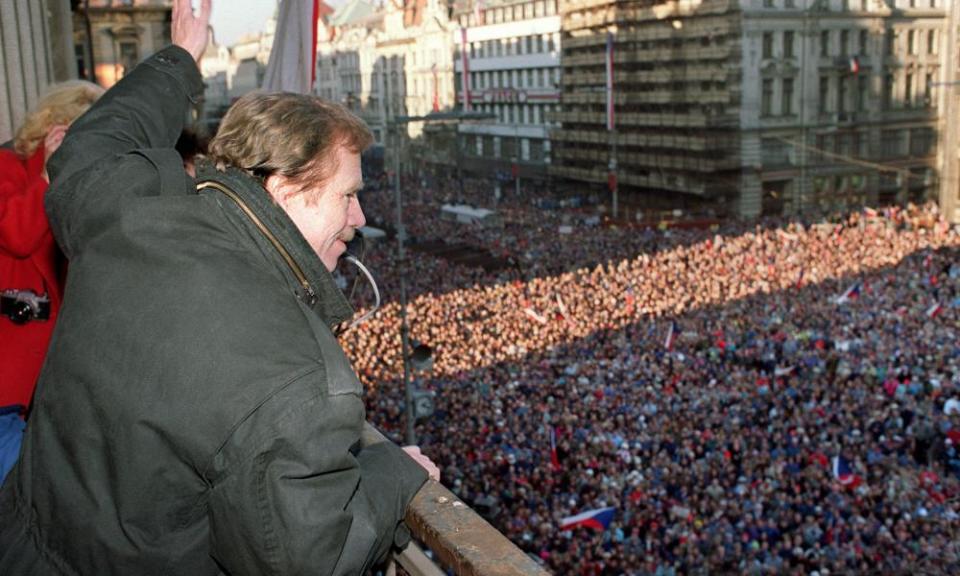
[0,1,436,574]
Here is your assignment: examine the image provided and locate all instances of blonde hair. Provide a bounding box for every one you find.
[207,92,373,197]
[14,80,105,158]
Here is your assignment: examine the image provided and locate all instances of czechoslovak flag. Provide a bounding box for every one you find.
[926,302,944,319]
[664,321,677,351]
[559,506,616,532]
[835,282,861,305]
[832,456,862,489]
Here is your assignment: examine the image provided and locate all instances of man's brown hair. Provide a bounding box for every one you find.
[207,92,373,197]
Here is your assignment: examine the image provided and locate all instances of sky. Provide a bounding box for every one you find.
[208,0,345,47]
[209,0,279,47]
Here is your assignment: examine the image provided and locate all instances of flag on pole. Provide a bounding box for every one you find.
[664,321,677,351]
[460,28,472,112]
[605,32,615,131]
[523,308,547,324]
[560,506,616,532]
[835,282,861,305]
[832,456,862,489]
[926,302,944,319]
[262,0,320,93]
[549,427,561,471]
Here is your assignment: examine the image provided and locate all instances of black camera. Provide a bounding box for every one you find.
[1,290,51,324]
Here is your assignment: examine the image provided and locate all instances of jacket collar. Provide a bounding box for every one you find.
[195,160,354,329]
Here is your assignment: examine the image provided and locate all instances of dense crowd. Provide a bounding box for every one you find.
[340,181,960,575]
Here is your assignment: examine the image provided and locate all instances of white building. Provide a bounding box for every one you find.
[452,0,562,184]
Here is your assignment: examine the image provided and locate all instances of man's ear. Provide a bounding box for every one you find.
[264,173,290,206]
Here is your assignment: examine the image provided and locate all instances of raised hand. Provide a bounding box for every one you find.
[172,0,211,64]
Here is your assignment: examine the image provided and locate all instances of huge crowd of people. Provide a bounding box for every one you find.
[340,178,960,575]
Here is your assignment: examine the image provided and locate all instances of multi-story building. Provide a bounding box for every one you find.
[72,0,172,89]
[451,0,562,186]
[551,0,952,219]
[316,0,457,177]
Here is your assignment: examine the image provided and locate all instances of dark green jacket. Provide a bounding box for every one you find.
[0,45,426,575]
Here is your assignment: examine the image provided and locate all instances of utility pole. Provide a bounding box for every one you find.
[393,122,415,446]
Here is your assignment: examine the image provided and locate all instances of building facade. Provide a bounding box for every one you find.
[1,0,76,143]
[73,0,173,89]
[551,0,952,219]
[451,0,562,185]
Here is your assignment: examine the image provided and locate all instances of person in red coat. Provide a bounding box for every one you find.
[0,81,103,414]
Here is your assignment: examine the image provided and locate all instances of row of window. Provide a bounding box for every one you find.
[462,134,548,162]
[759,0,938,9]
[460,33,561,60]
[456,0,557,30]
[469,102,560,125]
[465,67,561,90]
[760,27,939,60]
[759,70,938,117]
[762,128,935,170]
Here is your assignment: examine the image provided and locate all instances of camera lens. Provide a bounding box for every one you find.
[9,301,34,325]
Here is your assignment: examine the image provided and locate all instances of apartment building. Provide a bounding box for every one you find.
[551,0,952,218]
[451,0,563,184]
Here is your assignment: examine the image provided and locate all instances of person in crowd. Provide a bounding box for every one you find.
[0,79,103,481]
[0,1,436,574]
[343,173,960,575]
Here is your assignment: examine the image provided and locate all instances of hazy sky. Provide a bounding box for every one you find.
[207,0,346,47]
[209,0,279,46]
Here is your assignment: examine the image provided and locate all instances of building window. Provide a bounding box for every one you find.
[782,77,794,115]
[881,129,904,158]
[911,127,935,156]
[857,75,869,110]
[763,33,774,58]
[820,31,830,57]
[762,78,774,116]
[838,76,848,112]
[907,30,915,54]
[885,31,895,55]
[859,30,868,55]
[925,73,934,107]
[819,75,830,113]
[883,74,894,109]
[840,30,849,56]
[927,31,937,54]
[784,31,795,58]
[764,0,774,7]
[904,73,913,106]
[118,41,139,77]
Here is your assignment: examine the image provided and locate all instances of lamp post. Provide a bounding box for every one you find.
[391,111,495,445]
[391,121,416,446]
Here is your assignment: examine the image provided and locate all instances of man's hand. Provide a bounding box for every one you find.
[172,0,211,64]
[402,446,440,482]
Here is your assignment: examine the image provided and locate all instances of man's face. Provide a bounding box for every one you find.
[267,145,365,271]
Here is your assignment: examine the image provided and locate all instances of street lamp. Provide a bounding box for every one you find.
[391,111,494,445]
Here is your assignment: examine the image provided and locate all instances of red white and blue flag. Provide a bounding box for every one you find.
[926,302,944,319]
[560,506,616,532]
[664,321,677,351]
[262,0,320,93]
[832,456,862,489]
[835,282,861,305]
[549,427,561,471]
[605,32,615,131]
